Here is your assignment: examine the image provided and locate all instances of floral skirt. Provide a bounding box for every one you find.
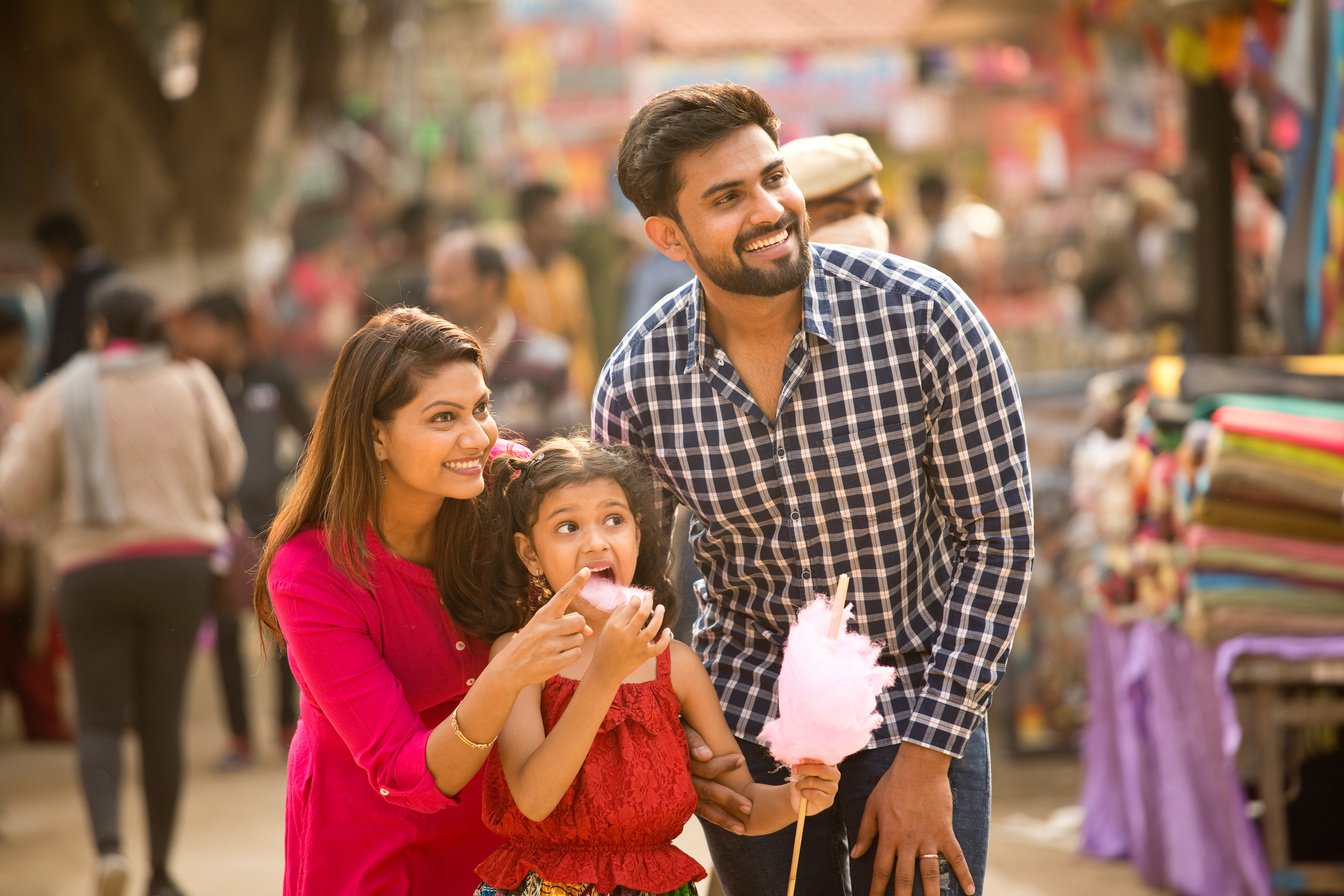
[473,871,698,896]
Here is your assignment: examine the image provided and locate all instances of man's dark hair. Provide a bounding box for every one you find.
[916,171,949,204]
[469,242,508,293]
[90,281,163,344]
[397,198,433,236]
[186,287,250,332]
[0,301,27,339]
[1079,268,1124,323]
[32,210,90,253]
[617,83,781,221]
[515,182,561,225]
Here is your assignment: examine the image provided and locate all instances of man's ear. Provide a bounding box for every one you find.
[644,216,688,262]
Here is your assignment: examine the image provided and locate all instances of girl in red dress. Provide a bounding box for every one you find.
[470,434,840,896]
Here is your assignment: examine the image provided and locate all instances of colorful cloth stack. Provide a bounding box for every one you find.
[1184,393,1344,642]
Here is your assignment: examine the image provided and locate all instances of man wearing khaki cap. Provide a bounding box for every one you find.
[781,132,889,251]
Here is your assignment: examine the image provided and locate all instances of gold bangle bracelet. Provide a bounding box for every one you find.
[449,707,495,751]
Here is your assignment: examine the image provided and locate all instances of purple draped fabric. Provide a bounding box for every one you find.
[1076,617,1344,896]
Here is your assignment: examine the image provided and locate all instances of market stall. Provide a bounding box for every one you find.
[1076,356,1344,896]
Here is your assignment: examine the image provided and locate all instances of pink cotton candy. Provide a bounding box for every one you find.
[580,577,651,613]
[759,594,896,767]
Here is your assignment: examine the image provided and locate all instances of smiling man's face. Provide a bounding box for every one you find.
[662,125,812,300]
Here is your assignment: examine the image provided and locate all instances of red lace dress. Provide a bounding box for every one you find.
[476,649,705,894]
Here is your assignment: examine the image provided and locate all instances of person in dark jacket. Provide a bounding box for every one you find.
[181,288,313,768]
[31,210,118,378]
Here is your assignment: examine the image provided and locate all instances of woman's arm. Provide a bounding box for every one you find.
[494,590,669,821]
[271,544,583,813]
[0,380,62,519]
[670,641,838,835]
[272,543,477,812]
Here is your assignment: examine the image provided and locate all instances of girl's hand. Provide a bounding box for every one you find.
[491,568,593,689]
[589,589,670,684]
[789,761,841,816]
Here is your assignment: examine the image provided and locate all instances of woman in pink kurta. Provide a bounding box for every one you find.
[254,308,593,895]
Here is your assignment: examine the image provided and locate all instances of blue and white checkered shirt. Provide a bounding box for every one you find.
[592,244,1033,757]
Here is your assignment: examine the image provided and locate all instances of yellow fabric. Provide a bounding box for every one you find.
[505,249,597,401]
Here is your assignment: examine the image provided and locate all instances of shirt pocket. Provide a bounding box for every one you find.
[809,420,922,554]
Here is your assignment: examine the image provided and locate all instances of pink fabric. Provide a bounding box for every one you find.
[1186,525,1344,566]
[1212,406,1344,454]
[269,527,499,895]
[759,595,896,766]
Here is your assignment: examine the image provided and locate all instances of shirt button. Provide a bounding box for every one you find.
[802,569,812,579]
[455,641,465,651]
[716,354,725,366]
[466,677,476,686]
[790,511,800,521]
[777,448,785,458]
[379,788,390,796]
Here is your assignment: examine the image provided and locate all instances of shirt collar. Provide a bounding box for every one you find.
[682,246,833,375]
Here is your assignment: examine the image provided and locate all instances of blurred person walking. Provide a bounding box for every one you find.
[0,283,245,896]
[781,132,889,251]
[428,232,582,447]
[0,300,70,743]
[31,210,118,378]
[915,171,981,293]
[181,289,312,769]
[361,198,438,321]
[504,182,598,401]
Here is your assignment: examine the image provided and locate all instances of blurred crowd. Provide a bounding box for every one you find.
[0,132,1260,742]
[0,119,1281,896]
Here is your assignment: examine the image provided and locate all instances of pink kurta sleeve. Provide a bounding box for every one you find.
[269,534,457,814]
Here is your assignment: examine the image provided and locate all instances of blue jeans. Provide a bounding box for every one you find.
[701,723,990,896]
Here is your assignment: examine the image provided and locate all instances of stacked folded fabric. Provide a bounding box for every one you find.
[1184,394,1344,642]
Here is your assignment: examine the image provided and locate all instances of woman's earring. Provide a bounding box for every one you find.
[378,462,388,486]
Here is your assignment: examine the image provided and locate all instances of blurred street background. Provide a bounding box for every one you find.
[2,1,1343,894]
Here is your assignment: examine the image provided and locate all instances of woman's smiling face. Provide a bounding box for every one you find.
[373,360,498,508]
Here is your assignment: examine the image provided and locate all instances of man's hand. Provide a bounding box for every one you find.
[850,743,975,896]
[683,723,752,834]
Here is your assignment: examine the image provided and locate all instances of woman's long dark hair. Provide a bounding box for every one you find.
[253,307,490,643]
[469,433,679,641]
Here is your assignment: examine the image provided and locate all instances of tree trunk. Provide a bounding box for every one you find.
[3,0,337,305]
[1186,76,1239,355]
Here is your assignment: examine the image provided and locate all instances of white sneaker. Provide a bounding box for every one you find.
[96,853,129,896]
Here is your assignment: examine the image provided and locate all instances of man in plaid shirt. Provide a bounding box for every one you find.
[593,84,1033,896]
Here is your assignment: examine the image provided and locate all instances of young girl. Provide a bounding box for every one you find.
[471,434,841,896]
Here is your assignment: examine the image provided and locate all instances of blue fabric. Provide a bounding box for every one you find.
[702,724,990,896]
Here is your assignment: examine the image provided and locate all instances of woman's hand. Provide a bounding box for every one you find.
[589,590,670,685]
[789,761,841,816]
[491,569,592,689]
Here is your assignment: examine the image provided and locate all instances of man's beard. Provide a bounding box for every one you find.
[685,212,811,297]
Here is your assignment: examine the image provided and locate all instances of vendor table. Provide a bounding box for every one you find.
[1080,617,1344,896]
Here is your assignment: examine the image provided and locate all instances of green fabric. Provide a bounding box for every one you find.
[1189,584,1344,614]
[1192,392,1344,422]
[1193,545,1344,585]
[1218,431,1344,478]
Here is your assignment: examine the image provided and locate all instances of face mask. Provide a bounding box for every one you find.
[809,214,890,252]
